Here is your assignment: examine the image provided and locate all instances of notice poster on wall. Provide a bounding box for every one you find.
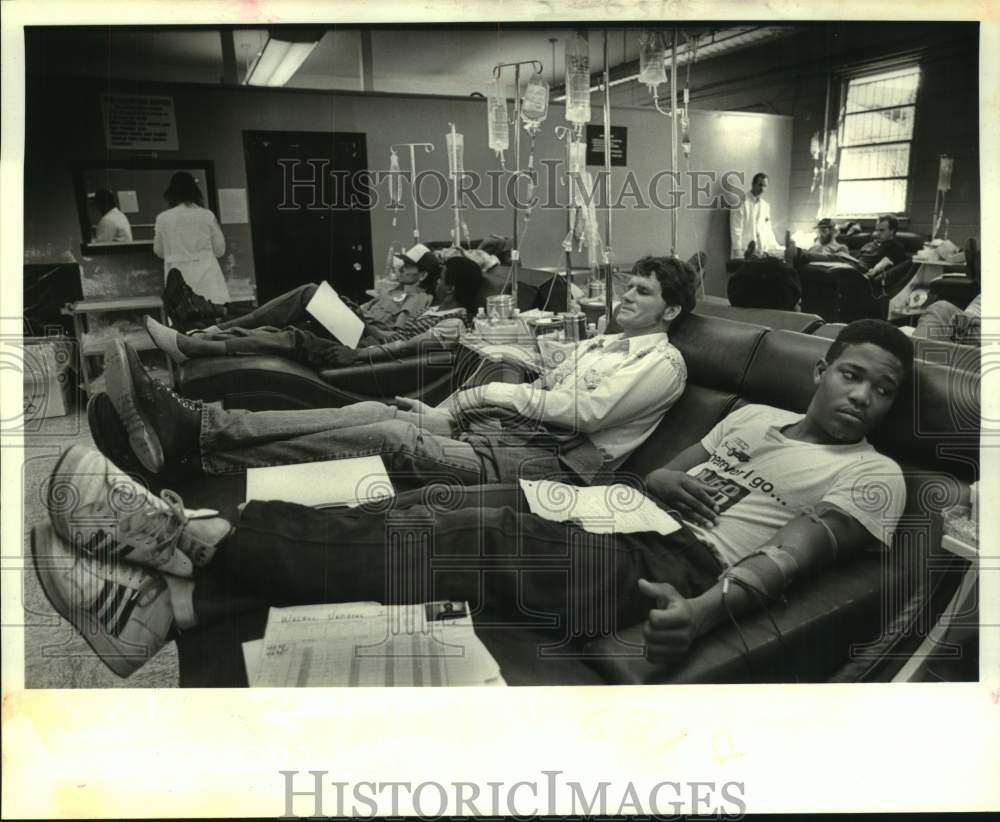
[585,124,627,166]
[100,93,179,150]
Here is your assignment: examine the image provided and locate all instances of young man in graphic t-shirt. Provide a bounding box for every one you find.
[36,321,912,677]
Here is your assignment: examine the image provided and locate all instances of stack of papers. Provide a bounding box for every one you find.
[245,455,395,509]
[305,280,365,348]
[243,601,505,687]
[519,479,681,536]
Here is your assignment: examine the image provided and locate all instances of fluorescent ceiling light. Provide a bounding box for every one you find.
[245,31,322,86]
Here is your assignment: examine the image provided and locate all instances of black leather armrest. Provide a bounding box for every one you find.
[585,551,887,684]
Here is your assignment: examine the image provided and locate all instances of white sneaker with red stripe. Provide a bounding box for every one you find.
[31,522,174,678]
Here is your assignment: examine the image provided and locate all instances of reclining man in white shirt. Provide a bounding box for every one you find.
[35,319,911,678]
[90,255,700,491]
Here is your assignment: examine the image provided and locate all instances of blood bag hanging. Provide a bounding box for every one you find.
[388,148,403,226]
[638,30,670,116]
[564,31,591,125]
[487,80,510,166]
[445,126,465,247]
[638,31,667,88]
[520,73,549,133]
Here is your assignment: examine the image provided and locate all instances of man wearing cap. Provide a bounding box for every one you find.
[363,243,440,339]
[144,243,442,368]
[808,219,849,255]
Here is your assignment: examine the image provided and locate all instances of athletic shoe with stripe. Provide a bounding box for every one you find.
[47,445,222,578]
[31,522,174,678]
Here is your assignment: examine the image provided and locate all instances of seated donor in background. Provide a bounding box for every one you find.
[912,238,982,347]
[148,246,452,369]
[809,218,849,255]
[97,256,698,490]
[785,214,910,282]
[39,320,911,677]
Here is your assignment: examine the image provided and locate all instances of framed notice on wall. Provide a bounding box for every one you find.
[100,94,179,150]
[585,124,627,166]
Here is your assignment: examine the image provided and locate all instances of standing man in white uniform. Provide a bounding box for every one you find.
[730,172,783,259]
[153,171,230,305]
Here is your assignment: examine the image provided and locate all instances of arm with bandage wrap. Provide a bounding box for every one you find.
[642,501,879,664]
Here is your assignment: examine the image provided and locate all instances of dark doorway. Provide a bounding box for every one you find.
[243,130,373,304]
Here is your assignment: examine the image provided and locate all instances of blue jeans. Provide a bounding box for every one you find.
[200,400,496,488]
[198,401,578,491]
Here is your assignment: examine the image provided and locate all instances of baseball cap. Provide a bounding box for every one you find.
[393,242,439,274]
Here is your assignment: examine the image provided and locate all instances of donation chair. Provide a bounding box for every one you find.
[167,314,977,686]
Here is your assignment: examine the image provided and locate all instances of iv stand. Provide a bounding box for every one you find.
[492,59,544,310]
[554,125,576,314]
[669,30,679,256]
[601,31,614,327]
[389,142,435,243]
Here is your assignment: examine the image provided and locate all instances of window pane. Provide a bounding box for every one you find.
[845,67,920,113]
[835,179,907,215]
[842,106,915,146]
[839,144,911,180]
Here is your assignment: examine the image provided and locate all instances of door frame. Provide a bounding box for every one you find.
[242,129,374,303]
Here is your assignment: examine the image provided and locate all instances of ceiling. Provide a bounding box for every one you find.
[27,25,801,96]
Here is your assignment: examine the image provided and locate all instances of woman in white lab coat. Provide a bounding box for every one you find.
[153,172,230,304]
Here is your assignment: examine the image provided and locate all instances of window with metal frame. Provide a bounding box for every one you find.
[834,65,921,218]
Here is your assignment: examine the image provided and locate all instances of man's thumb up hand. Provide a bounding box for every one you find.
[638,578,696,664]
[638,578,681,610]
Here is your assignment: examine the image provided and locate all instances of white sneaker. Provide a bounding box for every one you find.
[32,522,174,678]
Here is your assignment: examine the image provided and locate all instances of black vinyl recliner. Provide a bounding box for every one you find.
[173,313,978,686]
[180,264,557,410]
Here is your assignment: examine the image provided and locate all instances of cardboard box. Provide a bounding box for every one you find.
[22,337,76,420]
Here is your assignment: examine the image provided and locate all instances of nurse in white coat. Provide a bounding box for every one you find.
[153,171,231,304]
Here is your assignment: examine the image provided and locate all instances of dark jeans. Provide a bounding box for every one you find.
[216,283,319,331]
[193,485,724,641]
[210,283,346,367]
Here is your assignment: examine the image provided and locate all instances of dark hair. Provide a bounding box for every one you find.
[751,172,768,187]
[164,172,204,207]
[727,258,802,310]
[416,255,442,296]
[631,255,699,324]
[826,319,913,385]
[443,256,485,319]
[93,189,117,213]
[877,214,899,233]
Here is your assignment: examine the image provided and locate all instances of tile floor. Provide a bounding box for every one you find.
[20,405,179,688]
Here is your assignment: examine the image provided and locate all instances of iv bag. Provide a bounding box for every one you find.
[564,31,591,125]
[825,132,838,168]
[445,130,464,176]
[638,31,667,89]
[937,155,954,192]
[388,148,402,205]
[388,148,403,226]
[520,74,549,133]
[566,137,586,175]
[487,81,509,161]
